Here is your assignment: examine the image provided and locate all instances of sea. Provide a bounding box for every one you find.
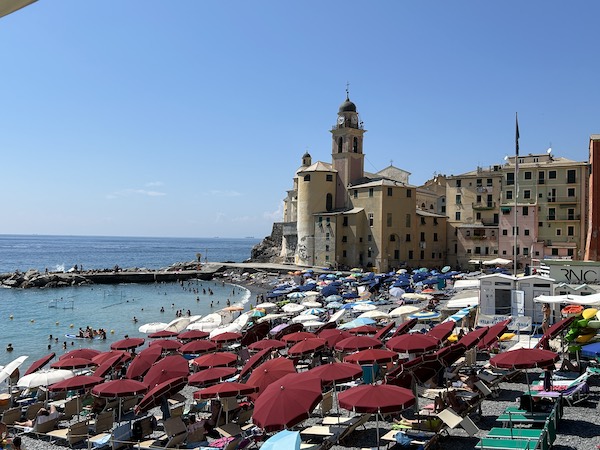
[0,235,261,368]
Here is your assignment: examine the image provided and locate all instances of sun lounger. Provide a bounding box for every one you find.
[24,401,45,420]
[531,381,589,406]
[14,411,62,438]
[89,411,115,435]
[137,416,188,449]
[88,422,132,450]
[474,437,536,449]
[46,419,89,447]
[338,413,371,443]
[380,429,428,448]
[1,406,22,427]
[436,407,479,437]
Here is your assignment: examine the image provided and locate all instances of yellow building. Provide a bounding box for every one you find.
[281,95,447,272]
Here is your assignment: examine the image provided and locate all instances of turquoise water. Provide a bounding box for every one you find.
[0,235,259,368]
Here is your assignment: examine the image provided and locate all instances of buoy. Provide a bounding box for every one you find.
[110,330,115,334]
[9,315,13,320]
[70,324,74,328]
[30,319,35,323]
[55,322,59,326]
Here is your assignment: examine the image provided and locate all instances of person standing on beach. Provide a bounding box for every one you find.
[541,303,551,334]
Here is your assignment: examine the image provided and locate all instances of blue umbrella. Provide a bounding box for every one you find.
[261,429,300,450]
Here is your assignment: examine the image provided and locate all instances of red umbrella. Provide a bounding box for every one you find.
[111,337,145,350]
[247,339,286,352]
[194,382,257,400]
[51,357,97,370]
[134,376,188,415]
[318,329,352,348]
[239,348,271,379]
[389,318,418,338]
[281,332,317,345]
[48,375,104,392]
[386,334,439,354]
[210,332,242,344]
[92,379,148,397]
[94,353,130,378]
[125,345,162,380]
[373,321,396,341]
[188,367,238,387]
[489,348,559,370]
[252,373,323,432]
[307,362,363,385]
[177,330,210,341]
[24,353,55,376]
[148,330,179,339]
[344,349,399,365]
[338,384,415,449]
[478,319,511,350]
[60,348,101,361]
[287,338,327,358]
[191,352,237,369]
[334,336,382,352]
[143,355,189,389]
[247,357,296,397]
[426,321,456,342]
[348,325,379,335]
[457,326,488,349]
[92,351,131,366]
[149,339,182,351]
[178,340,217,355]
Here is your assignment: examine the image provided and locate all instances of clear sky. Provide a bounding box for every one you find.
[1,1,599,239]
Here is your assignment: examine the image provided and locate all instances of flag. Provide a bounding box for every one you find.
[515,113,520,156]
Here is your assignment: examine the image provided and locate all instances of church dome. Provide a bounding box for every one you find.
[338,96,357,113]
[302,151,311,158]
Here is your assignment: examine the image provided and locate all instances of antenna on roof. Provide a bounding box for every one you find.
[345,81,350,99]
[547,142,552,154]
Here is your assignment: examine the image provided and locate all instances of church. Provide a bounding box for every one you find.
[279,94,448,272]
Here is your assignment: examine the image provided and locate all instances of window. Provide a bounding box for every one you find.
[524,171,532,180]
[318,216,322,225]
[522,206,528,216]
[394,250,399,259]
[456,195,462,204]
[487,178,493,186]
[476,178,482,186]
[367,234,372,242]
[475,247,481,254]
[368,213,374,227]
[568,208,575,220]
[368,188,374,197]
[549,170,557,179]
[568,188,575,197]
[568,226,574,236]
[433,233,438,242]
[406,234,411,242]
[353,190,358,198]
[326,174,333,182]
[420,232,425,241]
[387,187,393,196]
[353,137,358,153]
[549,208,556,220]
[406,189,412,198]
[523,248,529,256]
[326,217,330,224]
[568,248,574,257]
[325,233,330,240]
[506,173,514,185]
[343,217,348,227]
[524,229,530,236]
[556,229,562,236]
[567,169,576,184]
[325,255,329,261]
[524,190,531,199]
[456,180,461,187]
[390,234,396,242]
[552,248,559,256]
[326,193,332,211]
[342,250,347,257]
[420,217,426,225]
[476,195,482,203]
[420,250,424,259]
[476,212,481,220]
[406,214,411,227]
[337,137,343,153]
[303,174,311,181]
[342,236,347,242]
[502,229,508,236]
[506,191,513,200]
[408,250,414,259]
[387,213,392,227]
[325,245,329,251]
[368,249,372,257]
[433,218,438,225]
[538,172,545,184]
[455,212,461,220]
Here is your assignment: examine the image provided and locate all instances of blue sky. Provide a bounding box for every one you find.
[1,1,599,239]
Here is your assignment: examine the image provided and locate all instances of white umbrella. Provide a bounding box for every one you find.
[329,310,346,323]
[17,369,74,388]
[164,317,192,333]
[358,310,390,320]
[258,313,288,323]
[402,293,432,301]
[302,321,326,329]
[303,291,321,297]
[389,287,406,298]
[0,355,28,384]
[302,300,322,308]
[138,322,168,334]
[282,303,305,313]
[292,314,320,323]
[209,323,242,338]
[389,305,422,318]
[352,303,377,312]
[257,302,277,310]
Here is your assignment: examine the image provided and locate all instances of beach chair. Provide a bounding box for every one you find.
[1,406,22,427]
[317,389,334,417]
[338,413,371,443]
[121,396,139,415]
[46,419,89,447]
[88,422,132,450]
[436,407,479,437]
[61,395,83,420]
[24,401,45,420]
[14,410,62,438]
[137,416,188,449]
[89,410,115,435]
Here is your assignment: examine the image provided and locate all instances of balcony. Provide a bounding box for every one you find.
[546,214,580,221]
[465,235,488,240]
[546,197,578,204]
[472,202,496,210]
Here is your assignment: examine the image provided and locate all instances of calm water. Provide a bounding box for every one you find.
[0,235,261,368]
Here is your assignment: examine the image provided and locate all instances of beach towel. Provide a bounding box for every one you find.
[395,431,413,447]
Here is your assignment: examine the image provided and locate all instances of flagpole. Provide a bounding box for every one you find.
[514,113,520,276]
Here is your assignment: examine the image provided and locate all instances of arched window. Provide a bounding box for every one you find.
[304,174,311,182]
[338,137,343,153]
[353,137,358,153]
[326,193,333,211]
[421,203,426,208]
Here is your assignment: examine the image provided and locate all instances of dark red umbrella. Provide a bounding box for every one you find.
[281,332,317,345]
[125,345,162,380]
[478,319,511,350]
[389,318,418,338]
[210,332,242,344]
[149,339,182,351]
[426,321,456,342]
[51,357,96,370]
[24,353,55,376]
[134,376,188,415]
[188,367,238,387]
[177,330,210,341]
[178,340,217,355]
[91,350,131,366]
[48,375,104,392]
[143,355,189,389]
[318,329,352,348]
[94,353,130,378]
[60,348,101,361]
[111,337,145,350]
[194,382,257,400]
[92,379,148,397]
[191,352,237,369]
[386,334,439,354]
[373,321,395,341]
[344,349,399,365]
[148,330,179,339]
[338,384,415,448]
[457,326,488,350]
[334,336,382,352]
[348,325,378,335]
[252,373,323,432]
[239,348,271,379]
[247,339,286,352]
[247,357,296,396]
[287,338,327,358]
[307,362,362,385]
[489,348,559,370]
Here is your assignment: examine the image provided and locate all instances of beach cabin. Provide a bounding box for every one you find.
[479,274,555,331]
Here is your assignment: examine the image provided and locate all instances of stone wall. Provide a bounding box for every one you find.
[250,222,285,263]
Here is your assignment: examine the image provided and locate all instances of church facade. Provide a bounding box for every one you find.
[280,95,447,272]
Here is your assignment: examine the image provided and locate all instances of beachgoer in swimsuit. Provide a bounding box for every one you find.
[542,303,551,334]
